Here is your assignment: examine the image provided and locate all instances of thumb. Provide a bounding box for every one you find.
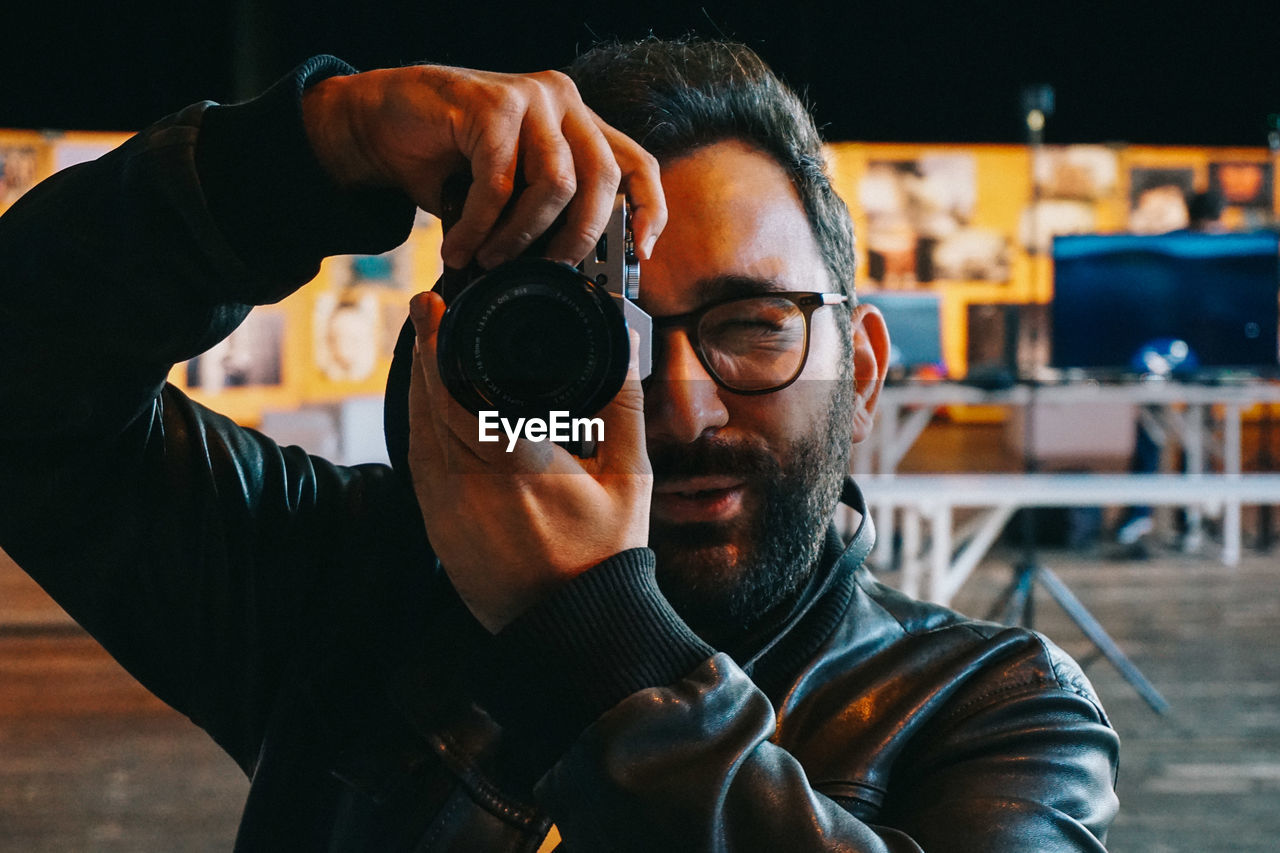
[595,328,650,475]
[409,290,451,403]
[409,290,446,344]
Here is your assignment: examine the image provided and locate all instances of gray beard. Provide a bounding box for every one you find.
[647,377,854,646]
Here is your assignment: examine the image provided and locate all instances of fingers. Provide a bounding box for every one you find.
[540,108,620,266]
[592,115,667,260]
[475,105,588,269]
[407,292,491,469]
[440,116,522,270]
[307,64,666,270]
[533,106,664,266]
[406,298,447,490]
[438,71,664,270]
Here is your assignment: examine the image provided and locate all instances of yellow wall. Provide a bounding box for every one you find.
[826,142,1277,379]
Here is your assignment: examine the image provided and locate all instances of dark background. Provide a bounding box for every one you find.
[3,0,1277,146]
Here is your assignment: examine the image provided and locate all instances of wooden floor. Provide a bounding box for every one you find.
[2,418,1277,850]
[0,557,247,851]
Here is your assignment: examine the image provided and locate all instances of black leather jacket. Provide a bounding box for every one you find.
[0,56,1118,851]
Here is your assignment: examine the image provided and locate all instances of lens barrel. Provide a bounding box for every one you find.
[436,258,630,421]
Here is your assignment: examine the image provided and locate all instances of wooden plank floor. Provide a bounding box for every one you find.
[0,637,247,851]
[0,555,247,851]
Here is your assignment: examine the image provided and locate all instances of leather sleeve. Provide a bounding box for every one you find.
[488,558,1118,851]
[0,57,422,772]
[544,657,1115,852]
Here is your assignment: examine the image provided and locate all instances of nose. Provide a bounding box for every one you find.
[644,330,730,444]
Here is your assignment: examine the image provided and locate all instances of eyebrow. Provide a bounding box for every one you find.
[690,274,789,303]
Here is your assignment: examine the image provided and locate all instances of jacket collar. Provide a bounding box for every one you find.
[731,478,875,696]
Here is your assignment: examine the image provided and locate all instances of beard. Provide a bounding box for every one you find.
[646,376,855,646]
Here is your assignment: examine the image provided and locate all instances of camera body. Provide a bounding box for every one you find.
[435,195,652,424]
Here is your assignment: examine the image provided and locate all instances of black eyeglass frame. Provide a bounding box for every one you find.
[646,291,851,395]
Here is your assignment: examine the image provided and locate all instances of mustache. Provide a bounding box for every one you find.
[647,436,778,481]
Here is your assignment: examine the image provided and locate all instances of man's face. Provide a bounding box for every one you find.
[637,140,885,644]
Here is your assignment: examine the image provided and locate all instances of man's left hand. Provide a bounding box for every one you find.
[405,291,652,633]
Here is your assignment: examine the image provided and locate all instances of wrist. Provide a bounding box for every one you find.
[302,74,380,189]
[194,55,416,284]
[479,549,714,749]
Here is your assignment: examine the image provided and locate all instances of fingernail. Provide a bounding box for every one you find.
[641,233,658,260]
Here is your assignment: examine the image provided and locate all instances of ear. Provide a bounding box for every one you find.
[848,302,890,444]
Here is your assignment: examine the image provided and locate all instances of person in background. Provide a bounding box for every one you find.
[1117,189,1227,552]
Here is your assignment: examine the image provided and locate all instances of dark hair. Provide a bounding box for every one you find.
[565,38,857,304]
[1186,189,1225,227]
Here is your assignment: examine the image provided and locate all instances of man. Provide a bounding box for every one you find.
[1116,188,1229,552]
[0,39,1119,851]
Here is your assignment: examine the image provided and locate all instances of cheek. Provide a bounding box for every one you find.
[797,319,848,383]
[727,379,837,447]
[721,321,850,437]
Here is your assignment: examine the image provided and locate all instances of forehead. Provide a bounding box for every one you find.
[639,140,829,316]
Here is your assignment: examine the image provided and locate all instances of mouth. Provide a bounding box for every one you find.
[651,476,746,524]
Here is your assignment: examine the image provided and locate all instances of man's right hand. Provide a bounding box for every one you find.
[301,64,666,271]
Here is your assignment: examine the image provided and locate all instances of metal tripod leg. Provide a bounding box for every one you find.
[987,562,1035,627]
[995,385,1170,715]
[987,557,1169,714]
[1033,565,1170,714]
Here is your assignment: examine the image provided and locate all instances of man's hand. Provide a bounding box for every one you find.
[302,64,665,270]
[405,290,653,633]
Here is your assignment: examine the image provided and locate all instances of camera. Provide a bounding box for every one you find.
[435,193,652,424]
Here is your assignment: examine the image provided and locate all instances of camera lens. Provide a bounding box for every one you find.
[437,258,629,420]
[477,297,589,396]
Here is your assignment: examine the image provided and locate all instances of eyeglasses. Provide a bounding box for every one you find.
[646,291,849,394]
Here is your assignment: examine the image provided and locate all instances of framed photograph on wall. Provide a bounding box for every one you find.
[0,133,43,212]
[171,304,302,425]
[51,132,129,173]
[1210,161,1275,228]
[185,309,286,391]
[1127,166,1195,233]
[859,154,1010,287]
[1210,161,1273,209]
